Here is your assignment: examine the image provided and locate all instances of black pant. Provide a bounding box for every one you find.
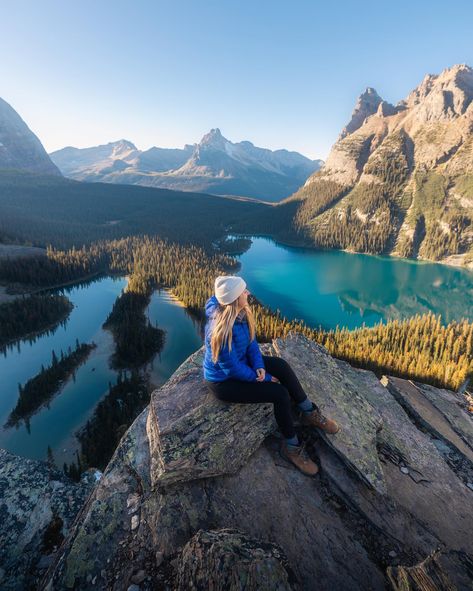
[205,355,316,439]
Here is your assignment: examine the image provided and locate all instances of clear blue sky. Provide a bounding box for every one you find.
[1,0,472,159]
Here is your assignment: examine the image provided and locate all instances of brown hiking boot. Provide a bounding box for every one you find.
[300,405,340,434]
[280,441,319,476]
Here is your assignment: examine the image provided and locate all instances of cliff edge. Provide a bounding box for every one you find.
[2,332,472,590]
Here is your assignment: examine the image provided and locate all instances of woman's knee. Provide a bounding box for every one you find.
[271,383,291,404]
[264,355,292,377]
[278,358,291,371]
[263,355,291,368]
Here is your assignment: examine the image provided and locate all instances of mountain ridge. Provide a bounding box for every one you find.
[50,128,322,202]
[289,64,473,266]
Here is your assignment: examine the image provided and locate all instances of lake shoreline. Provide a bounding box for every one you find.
[225,231,473,272]
[0,270,107,303]
[0,302,74,352]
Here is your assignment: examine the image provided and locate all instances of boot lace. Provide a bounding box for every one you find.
[295,441,310,459]
[312,408,327,426]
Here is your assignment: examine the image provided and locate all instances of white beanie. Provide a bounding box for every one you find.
[214,275,247,305]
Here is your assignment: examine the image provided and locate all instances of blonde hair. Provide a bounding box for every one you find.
[210,298,256,363]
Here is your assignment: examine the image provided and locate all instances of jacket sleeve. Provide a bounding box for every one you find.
[218,340,258,382]
[247,336,265,370]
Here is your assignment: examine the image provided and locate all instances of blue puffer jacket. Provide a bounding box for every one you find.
[203,295,273,382]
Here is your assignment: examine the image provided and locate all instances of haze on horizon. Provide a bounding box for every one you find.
[1,0,472,160]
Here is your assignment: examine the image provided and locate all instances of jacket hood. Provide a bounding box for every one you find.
[205,295,221,319]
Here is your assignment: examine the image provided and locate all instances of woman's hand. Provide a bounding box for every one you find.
[271,376,280,383]
[256,368,265,382]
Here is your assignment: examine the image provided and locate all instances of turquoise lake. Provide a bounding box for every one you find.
[233,235,473,330]
[1,235,472,466]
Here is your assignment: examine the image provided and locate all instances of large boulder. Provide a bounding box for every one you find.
[34,331,473,590]
[175,528,295,591]
[146,348,276,488]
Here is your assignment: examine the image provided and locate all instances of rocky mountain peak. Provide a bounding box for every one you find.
[339,87,384,139]
[198,127,227,149]
[112,139,137,151]
[363,86,381,99]
[292,63,473,267]
[405,63,473,118]
[110,139,138,159]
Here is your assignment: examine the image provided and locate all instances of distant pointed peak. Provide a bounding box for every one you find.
[198,128,228,148]
[202,128,222,139]
[360,87,381,98]
[339,87,384,140]
[357,87,383,107]
[111,139,137,151]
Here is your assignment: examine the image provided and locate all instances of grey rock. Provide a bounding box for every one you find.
[131,569,146,584]
[414,381,473,452]
[146,347,276,488]
[37,554,54,570]
[155,551,164,567]
[0,449,92,590]
[382,376,473,465]
[345,366,473,556]
[175,529,294,591]
[41,407,152,590]
[131,515,139,530]
[126,493,140,514]
[35,332,473,590]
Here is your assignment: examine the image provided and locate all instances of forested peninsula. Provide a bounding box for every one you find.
[6,341,96,427]
[0,293,73,351]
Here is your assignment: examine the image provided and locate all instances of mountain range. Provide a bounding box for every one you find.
[288,64,473,265]
[49,129,322,201]
[1,64,472,265]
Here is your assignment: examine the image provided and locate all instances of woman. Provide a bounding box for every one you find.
[203,275,339,477]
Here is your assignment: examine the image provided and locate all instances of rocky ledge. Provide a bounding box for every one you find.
[2,332,472,590]
[0,450,94,590]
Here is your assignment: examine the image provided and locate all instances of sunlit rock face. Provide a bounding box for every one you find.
[291,65,473,266]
